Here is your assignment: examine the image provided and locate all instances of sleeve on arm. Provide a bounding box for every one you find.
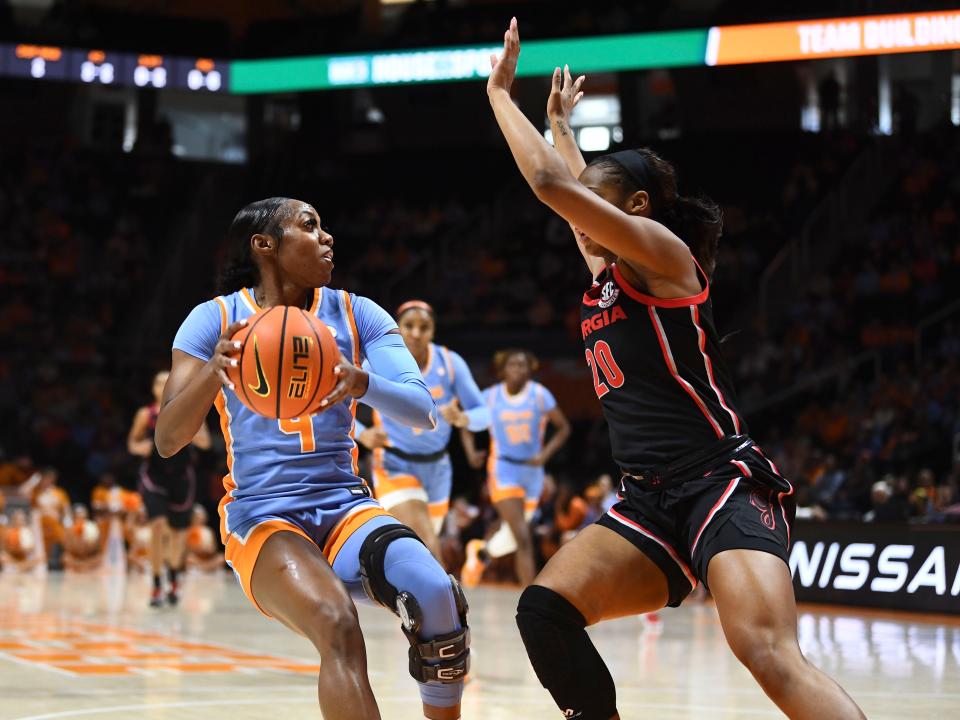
[362,332,437,429]
[172,300,222,362]
[450,351,490,432]
[351,294,398,357]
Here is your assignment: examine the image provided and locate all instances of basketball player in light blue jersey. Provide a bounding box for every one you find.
[461,349,570,587]
[355,300,488,561]
[155,198,469,720]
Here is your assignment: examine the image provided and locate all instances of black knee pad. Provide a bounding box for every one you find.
[358,523,424,612]
[516,585,617,720]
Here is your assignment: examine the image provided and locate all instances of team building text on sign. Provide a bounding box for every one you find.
[707,10,960,65]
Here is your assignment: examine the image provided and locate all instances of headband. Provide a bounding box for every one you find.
[396,299,435,318]
[604,149,654,192]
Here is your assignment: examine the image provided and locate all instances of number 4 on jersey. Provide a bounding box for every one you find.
[278,416,316,452]
[585,340,625,398]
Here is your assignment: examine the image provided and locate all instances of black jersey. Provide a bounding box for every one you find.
[144,404,191,479]
[580,261,746,471]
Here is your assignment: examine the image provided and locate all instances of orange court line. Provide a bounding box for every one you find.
[71,642,133,651]
[109,652,183,661]
[54,664,135,675]
[27,633,87,640]
[270,663,322,673]
[13,652,83,661]
[154,662,238,673]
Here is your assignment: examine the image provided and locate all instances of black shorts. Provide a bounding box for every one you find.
[140,468,196,530]
[596,445,795,607]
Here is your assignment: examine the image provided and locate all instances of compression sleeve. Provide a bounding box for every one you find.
[362,333,437,430]
[449,351,489,432]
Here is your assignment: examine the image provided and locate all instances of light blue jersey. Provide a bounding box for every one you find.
[373,343,487,454]
[485,381,557,463]
[362,343,487,524]
[485,381,557,506]
[172,286,427,542]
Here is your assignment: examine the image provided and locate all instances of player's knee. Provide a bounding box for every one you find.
[516,584,585,687]
[516,585,617,720]
[733,635,805,696]
[391,550,458,625]
[360,524,470,684]
[305,597,363,656]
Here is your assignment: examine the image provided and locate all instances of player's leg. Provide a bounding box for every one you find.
[387,501,439,559]
[333,513,468,720]
[164,474,196,604]
[463,460,532,586]
[493,496,535,584]
[709,550,866,719]
[243,525,380,720]
[375,461,441,557]
[517,502,696,720]
[390,457,453,563]
[148,516,169,606]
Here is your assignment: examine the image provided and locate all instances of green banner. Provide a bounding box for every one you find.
[230,29,708,94]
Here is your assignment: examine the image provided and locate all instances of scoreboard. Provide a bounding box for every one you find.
[0,44,228,92]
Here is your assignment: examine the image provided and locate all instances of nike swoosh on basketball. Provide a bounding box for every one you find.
[248,335,271,397]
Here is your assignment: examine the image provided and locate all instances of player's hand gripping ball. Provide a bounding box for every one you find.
[225,307,340,419]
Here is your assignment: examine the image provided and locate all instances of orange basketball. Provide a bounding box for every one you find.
[226,306,340,419]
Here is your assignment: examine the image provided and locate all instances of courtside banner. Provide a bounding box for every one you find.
[790,521,960,614]
[706,10,960,66]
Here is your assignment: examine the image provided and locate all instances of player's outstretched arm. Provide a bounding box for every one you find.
[487,18,693,282]
[547,65,587,179]
[547,66,607,279]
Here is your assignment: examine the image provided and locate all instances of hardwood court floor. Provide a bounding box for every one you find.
[0,571,957,719]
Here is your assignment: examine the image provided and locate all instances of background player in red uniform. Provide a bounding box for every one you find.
[128,370,211,606]
[487,19,865,720]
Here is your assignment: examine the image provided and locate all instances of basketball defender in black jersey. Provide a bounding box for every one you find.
[128,370,210,606]
[487,20,865,720]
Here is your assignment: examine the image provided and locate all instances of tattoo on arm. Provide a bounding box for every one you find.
[554,119,570,137]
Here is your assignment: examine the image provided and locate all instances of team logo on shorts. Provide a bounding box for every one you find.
[749,489,776,531]
[598,281,619,309]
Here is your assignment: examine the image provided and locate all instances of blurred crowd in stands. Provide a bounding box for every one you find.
[0,119,958,580]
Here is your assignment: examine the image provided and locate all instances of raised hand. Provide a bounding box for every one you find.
[547,64,586,124]
[487,17,520,96]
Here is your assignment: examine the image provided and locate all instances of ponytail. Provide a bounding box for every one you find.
[217,197,292,295]
[661,195,722,279]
